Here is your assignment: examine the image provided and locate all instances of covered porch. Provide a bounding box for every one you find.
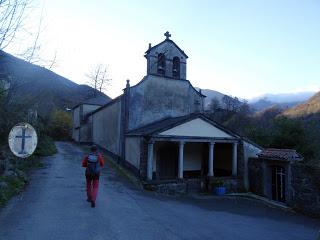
[126,114,243,190]
[146,137,238,181]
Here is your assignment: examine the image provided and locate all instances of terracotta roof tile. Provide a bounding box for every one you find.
[258,148,303,161]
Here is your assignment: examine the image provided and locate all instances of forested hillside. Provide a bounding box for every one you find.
[206,94,320,167]
[283,91,320,117]
[0,50,110,117]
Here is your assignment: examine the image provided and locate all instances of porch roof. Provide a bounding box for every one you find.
[126,113,240,139]
[257,148,303,161]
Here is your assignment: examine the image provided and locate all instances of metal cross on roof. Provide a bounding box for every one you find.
[164,31,171,39]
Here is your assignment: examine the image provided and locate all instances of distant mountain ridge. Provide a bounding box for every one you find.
[249,92,315,111]
[197,88,316,112]
[250,92,315,103]
[283,91,320,117]
[0,50,111,117]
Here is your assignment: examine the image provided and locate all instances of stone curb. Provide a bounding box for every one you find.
[226,193,294,211]
[106,157,143,190]
[191,192,295,213]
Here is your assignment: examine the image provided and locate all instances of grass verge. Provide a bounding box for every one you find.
[0,135,57,208]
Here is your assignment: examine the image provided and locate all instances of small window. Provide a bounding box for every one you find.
[172,56,180,79]
[157,53,165,75]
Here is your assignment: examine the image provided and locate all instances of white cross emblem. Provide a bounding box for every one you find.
[8,123,38,158]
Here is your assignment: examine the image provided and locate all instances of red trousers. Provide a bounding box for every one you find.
[86,176,99,202]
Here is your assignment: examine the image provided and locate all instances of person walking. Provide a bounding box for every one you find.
[82,145,105,208]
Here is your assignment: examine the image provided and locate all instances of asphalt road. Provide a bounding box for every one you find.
[0,142,319,240]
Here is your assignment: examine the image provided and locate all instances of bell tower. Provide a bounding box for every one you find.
[144,32,188,80]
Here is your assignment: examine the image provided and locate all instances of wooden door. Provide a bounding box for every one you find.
[159,143,178,180]
[272,166,286,202]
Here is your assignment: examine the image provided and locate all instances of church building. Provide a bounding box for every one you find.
[72,32,262,192]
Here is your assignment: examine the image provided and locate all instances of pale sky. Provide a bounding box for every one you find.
[6,0,320,99]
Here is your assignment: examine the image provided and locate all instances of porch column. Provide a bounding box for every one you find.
[208,142,215,177]
[232,142,238,176]
[147,141,154,180]
[178,141,185,179]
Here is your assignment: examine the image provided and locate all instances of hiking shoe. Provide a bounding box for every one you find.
[91,201,95,208]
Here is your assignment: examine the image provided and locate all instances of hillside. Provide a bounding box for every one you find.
[250,99,302,112]
[0,51,111,117]
[283,91,320,117]
[249,92,315,112]
[198,88,226,107]
[198,88,243,110]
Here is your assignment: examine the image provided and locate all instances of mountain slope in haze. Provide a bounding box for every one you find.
[198,88,243,109]
[199,88,226,107]
[283,91,320,117]
[250,92,315,103]
[249,92,315,111]
[250,98,303,112]
[0,51,111,117]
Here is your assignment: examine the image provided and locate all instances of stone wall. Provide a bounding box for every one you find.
[125,137,141,169]
[243,141,262,191]
[92,99,122,156]
[79,115,92,143]
[237,141,245,179]
[248,158,264,196]
[72,106,80,141]
[139,138,148,178]
[143,181,188,195]
[128,75,204,131]
[146,40,187,79]
[249,158,320,217]
[289,163,320,217]
[72,106,80,128]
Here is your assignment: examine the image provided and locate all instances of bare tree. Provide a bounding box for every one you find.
[0,0,58,68]
[0,0,30,50]
[86,64,111,97]
[222,95,233,111]
[208,97,220,113]
[231,97,241,112]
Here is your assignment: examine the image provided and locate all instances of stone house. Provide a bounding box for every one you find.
[72,96,110,143]
[248,148,320,217]
[72,32,262,192]
[249,148,303,203]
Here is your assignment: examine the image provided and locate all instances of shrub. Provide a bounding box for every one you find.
[34,135,57,156]
[48,109,72,140]
[211,179,224,188]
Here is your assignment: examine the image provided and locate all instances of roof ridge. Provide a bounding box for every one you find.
[145,39,188,58]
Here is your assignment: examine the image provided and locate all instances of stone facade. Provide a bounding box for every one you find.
[92,99,122,156]
[72,103,105,143]
[243,140,263,190]
[127,75,204,131]
[139,139,148,178]
[248,158,265,196]
[157,182,188,195]
[145,36,187,80]
[289,163,320,217]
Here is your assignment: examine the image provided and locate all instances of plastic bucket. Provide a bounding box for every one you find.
[214,187,226,196]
